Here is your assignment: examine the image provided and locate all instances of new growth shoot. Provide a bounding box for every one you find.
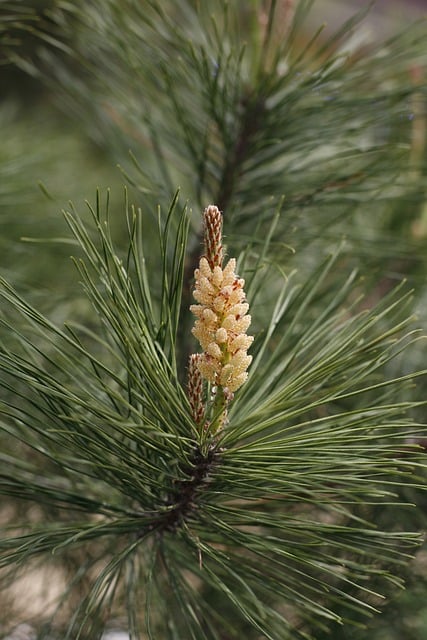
[188,205,253,437]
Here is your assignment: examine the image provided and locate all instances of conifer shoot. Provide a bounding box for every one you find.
[189,205,253,434]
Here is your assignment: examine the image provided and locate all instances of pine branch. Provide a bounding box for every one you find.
[9,1,426,261]
[1,2,427,638]
[0,193,425,638]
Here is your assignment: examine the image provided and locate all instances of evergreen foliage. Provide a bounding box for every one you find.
[11,0,426,258]
[0,1,426,639]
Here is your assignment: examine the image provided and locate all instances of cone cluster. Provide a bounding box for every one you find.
[190,255,253,392]
[189,206,253,401]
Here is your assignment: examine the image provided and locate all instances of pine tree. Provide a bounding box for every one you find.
[0,2,426,639]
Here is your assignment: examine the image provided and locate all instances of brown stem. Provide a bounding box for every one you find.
[135,445,222,539]
[216,93,266,213]
[159,444,221,532]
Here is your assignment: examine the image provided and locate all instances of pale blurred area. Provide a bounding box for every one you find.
[307,0,426,34]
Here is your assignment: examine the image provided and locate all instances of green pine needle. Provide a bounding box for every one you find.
[0,190,425,639]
